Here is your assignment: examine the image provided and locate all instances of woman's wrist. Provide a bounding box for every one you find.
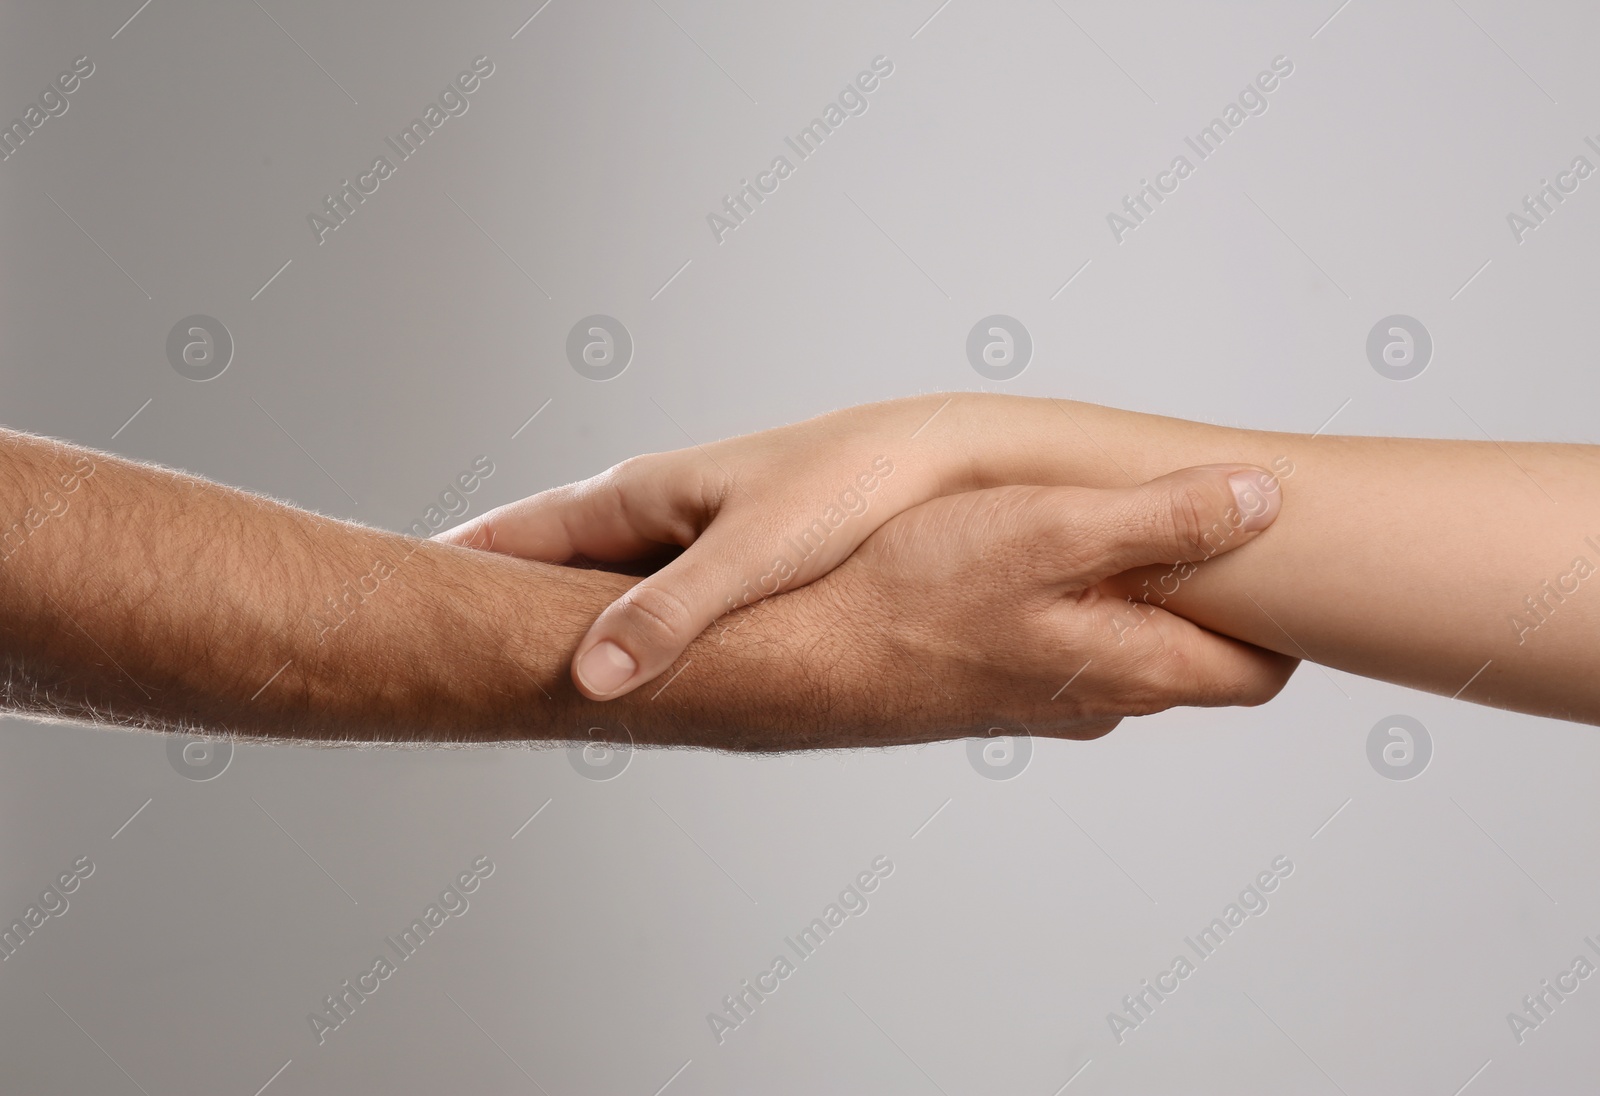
[911,393,1125,492]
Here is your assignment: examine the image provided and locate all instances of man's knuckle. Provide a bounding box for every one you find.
[1161,485,1215,557]
[1170,650,1284,710]
[1230,681,1273,707]
[1227,659,1293,707]
[1121,638,1194,712]
[994,487,1096,575]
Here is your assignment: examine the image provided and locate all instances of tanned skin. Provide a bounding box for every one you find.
[0,428,1295,748]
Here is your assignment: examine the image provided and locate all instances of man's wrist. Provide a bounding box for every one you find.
[541,564,876,751]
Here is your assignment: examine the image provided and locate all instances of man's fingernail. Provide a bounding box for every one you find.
[576,640,637,696]
[1229,470,1281,532]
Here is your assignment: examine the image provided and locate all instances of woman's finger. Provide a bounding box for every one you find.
[434,457,715,562]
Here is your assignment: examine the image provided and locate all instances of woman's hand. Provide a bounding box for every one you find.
[434,394,1281,701]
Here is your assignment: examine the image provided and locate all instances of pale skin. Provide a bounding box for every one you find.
[442,393,1600,725]
[0,426,1293,747]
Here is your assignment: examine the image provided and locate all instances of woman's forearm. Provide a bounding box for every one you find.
[944,397,1600,722]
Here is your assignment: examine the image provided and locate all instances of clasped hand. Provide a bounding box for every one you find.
[437,395,1297,741]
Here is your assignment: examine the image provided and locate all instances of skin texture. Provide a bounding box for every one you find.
[449,393,1600,724]
[0,428,1290,747]
[777,473,1297,743]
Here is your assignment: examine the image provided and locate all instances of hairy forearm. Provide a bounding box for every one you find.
[0,430,821,746]
[936,396,1600,721]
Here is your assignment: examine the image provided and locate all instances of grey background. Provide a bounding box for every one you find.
[2,1,1597,1092]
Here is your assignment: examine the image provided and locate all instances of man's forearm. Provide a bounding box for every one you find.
[947,397,1600,721]
[0,430,814,746]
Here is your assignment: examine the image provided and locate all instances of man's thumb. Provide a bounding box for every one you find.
[1066,464,1283,583]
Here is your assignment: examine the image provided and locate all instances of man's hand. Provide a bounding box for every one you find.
[434,397,950,700]
[688,465,1298,745]
[434,394,1297,712]
[0,424,1292,748]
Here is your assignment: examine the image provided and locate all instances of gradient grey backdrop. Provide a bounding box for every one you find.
[3,1,1598,1093]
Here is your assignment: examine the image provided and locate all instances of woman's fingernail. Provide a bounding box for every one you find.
[576,640,637,696]
[1229,469,1281,532]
